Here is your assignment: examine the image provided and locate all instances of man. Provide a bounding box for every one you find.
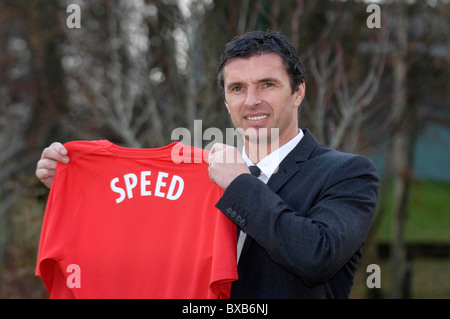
[36,31,379,298]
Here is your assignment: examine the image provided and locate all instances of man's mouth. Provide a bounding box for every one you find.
[245,114,269,121]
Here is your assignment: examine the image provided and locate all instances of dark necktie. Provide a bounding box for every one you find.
[249,165,261,177]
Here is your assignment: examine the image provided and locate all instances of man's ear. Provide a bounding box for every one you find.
[294,82,306,107]
[224,100,230,114]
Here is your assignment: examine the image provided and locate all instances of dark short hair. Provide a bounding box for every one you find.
[217,31,307,94]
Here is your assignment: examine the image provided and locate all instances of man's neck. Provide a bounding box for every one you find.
[244,128,303,164]
[244,129,301,164]
[244,141,275,164]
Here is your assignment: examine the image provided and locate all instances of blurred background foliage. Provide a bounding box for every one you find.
[0,0,448,298]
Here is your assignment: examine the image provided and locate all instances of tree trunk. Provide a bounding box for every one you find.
[389,1,409,299]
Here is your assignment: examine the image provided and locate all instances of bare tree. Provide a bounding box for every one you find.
[302,6,391,153]
[388,1,410,299]
[61,0,186,147]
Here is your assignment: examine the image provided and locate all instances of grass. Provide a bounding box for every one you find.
[376,180,450,243]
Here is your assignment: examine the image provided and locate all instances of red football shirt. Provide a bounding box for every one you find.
[36,140,237,299]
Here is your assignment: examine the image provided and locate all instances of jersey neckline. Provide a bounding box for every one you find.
[99,140,180,159]
[97,140,207,163]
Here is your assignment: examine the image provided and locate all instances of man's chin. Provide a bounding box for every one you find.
[245,127,278,142]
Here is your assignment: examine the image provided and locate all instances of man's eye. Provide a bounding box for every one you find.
[231,86,242,92]
[264,82,274,88]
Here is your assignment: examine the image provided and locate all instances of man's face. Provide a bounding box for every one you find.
[222,53,305,147]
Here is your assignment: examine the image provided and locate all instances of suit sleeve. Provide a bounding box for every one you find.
[215,155,379,288]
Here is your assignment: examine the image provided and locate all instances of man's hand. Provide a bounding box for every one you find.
[35,142,69,189]
[208,143,250,190]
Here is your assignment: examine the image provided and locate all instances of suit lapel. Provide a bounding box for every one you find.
[267,129,318,193]
[240,129,319,258]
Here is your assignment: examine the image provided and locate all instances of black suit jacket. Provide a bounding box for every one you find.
[216,129,379,298]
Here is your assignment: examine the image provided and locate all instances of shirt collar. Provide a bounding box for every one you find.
[242,129,304,179]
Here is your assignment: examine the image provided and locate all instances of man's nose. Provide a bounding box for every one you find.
[244,86,261,107]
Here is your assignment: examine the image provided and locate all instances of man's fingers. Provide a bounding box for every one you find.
[51,142,67,155]
[35,164,56,189]
[207,144,249,190]
[37,158,57,171]
[208,143,246,168]
[36,142,69,189]
[208,143,222,164]
[209,143,225,156]
[36,167,55,180]
[41,142,69,164]
[35,157,58,183]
